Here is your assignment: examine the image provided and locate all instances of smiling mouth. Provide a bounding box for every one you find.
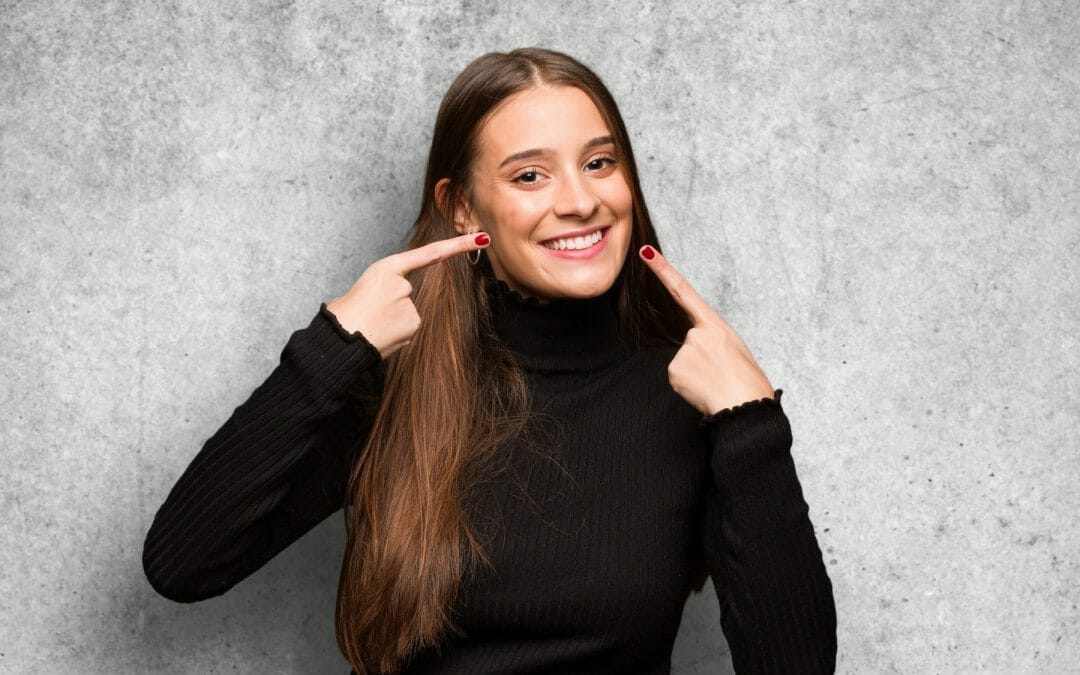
[540,227,608,251]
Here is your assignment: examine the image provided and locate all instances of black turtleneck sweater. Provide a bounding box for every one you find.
[143,269,837,674]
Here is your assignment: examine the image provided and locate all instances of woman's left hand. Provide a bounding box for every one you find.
[639,245,776,415]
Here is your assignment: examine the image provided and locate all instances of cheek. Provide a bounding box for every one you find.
[600,177,633,219]
[490,194,546,238]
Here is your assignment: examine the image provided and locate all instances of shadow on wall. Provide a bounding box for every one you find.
[129,516,349,673]
[672,578,736,675]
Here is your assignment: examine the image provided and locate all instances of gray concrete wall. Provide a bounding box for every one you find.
[2,1,1077,673]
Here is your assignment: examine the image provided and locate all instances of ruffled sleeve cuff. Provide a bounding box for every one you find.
[276,303,386,404]
[699,388,784,428]
[318,302,382,351]
[700,388,800,513]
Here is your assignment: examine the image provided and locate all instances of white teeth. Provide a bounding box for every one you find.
[543,229,603,251]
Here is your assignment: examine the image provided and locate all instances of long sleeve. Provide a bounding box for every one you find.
[142,303,385,603]
[699,388,837,674]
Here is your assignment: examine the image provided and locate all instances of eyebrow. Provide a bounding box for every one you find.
[497,135,615,168]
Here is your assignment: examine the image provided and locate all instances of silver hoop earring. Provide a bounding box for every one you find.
[467,248,482,265]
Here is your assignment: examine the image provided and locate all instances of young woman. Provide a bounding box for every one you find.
[143,48,837,674]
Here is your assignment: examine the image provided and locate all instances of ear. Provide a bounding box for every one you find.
[435,178,475,236]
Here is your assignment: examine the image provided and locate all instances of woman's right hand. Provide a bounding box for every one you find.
[325,232,491,358]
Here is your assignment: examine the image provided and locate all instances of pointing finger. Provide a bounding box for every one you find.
[387,232,490,275]
[639,245,716,325]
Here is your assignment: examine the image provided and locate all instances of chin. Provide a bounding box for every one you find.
[501,257,624,301]
[551,274,618,299]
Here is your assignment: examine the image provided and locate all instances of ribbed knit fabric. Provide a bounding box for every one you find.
[142,268,836,674]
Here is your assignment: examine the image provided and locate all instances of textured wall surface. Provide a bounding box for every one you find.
[2,1,1078,673]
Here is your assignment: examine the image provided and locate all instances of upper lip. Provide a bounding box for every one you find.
[538,225,609,243]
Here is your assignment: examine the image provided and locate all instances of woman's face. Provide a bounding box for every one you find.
[456,85,633,301]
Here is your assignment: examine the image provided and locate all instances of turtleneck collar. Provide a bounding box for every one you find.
[479,258,631,374]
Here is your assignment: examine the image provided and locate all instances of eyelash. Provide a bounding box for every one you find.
[585,154,617,171]
[511,154,618,184]
[511,169,543,184]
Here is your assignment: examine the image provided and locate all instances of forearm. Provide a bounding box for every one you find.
[142,304,384,602]
[701,390,837,673]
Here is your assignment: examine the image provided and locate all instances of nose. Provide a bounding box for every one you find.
[553,171,600,220]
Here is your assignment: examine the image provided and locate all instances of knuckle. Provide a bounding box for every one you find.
[667,360,680,379]
[686,326,710,346]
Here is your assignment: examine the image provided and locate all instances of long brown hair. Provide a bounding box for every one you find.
[335,47,696,674]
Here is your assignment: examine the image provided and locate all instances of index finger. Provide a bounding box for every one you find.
[386,232,490,275]
[638,245,715,325]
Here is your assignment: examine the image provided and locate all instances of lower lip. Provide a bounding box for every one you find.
[537,228,610,260]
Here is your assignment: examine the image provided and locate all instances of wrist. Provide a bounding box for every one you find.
[705,389,775,417]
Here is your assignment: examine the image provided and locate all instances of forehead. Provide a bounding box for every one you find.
[476,85,612,158]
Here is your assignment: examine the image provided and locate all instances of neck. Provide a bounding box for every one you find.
[480,260,630,374]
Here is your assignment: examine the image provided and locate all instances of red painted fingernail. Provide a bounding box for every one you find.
[475,233,490,246]
[640,245,656,260]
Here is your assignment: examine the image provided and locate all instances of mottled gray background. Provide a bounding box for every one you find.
[2,1,1077,673]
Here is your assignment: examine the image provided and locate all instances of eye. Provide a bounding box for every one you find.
[511,167,545,184]
[585,154,617,173]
